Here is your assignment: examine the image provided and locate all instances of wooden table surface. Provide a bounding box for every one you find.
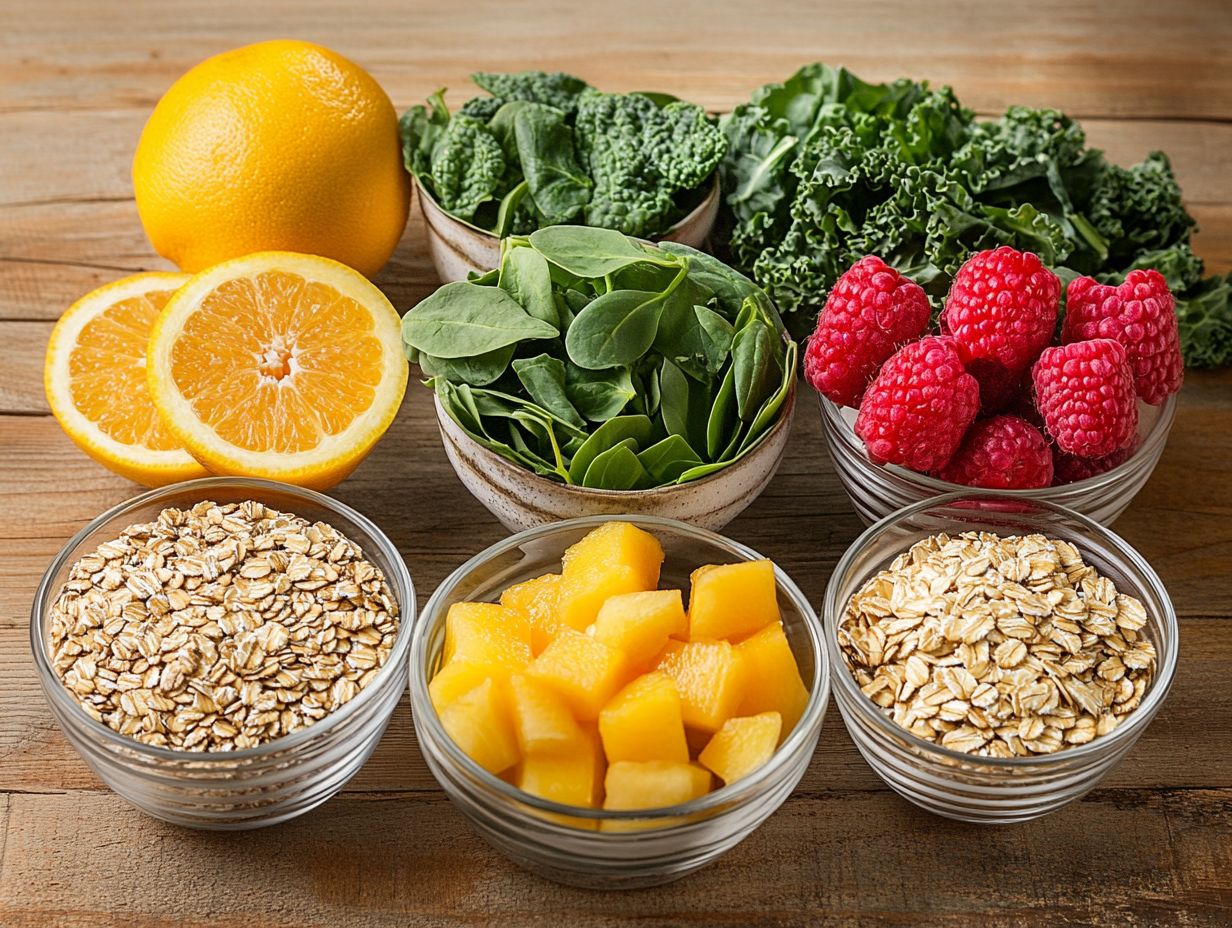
[3,1,1231,925]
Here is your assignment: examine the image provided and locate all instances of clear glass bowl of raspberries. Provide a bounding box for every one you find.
[822,492,1178,824]
[806,251,1182,526]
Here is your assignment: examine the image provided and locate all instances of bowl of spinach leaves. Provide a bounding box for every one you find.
[402,229,796,532]
[400,71,725,283]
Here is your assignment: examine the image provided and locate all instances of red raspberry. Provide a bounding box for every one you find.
[855,336,980,472]
[936,415,1054,489]
[1031,339,1138,458]
[1051,441,1138,485]
[805,256,931,407]
[940,246,1060,378]
[1062,270,1183,405]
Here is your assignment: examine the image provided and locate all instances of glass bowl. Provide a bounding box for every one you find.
[30,477,415,830]
[817,392,1177,526]
[822,492,1178,824]
[409,514,829,889]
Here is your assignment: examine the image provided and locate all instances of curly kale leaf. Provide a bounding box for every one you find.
[427,114,506,220]
[1087,152,1197,267]
[457,95,506,121]
[472,71,590,115]
[1176,274,1232,368]
[645,101,726,190]
[398,89,451,177]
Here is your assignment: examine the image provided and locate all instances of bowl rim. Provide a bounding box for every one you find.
[433,380,797,499]
[822,490,1179,768]
[817,390,1177,497]
[29,476,417,763]
[413,169,721,244]
[409,512,830,822]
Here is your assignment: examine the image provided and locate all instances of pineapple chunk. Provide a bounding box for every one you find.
[429,660,498,713]
[508,673,583,755]
[438,678,519,775]
[518,725,605,809]
[598,672,689,764]
[699,712,782,785]
[500,573,562,655]
[688,560,779,641]
[603,761,711,811]
[527,629,629,721]
[654,638,745,732]
[558,522,664,631]
[443,602,531,669]
[735,622,809,735]
[591,590,687,666]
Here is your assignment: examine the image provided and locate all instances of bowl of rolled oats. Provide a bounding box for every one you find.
[822,492,1177,824]
[30,477,414,830]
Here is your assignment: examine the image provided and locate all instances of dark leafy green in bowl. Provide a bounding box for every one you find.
[402,229,797,490]
[400,71,726,240]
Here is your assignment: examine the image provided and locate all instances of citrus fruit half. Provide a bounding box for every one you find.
[147,252,408,490]
[44,272,210,487]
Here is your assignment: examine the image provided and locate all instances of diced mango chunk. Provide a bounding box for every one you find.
[443,602,531,669]
[688,560,779,641]
[508,673,583,755]
[599,672,689,764]
[654,638,745,732]
[527,629,629,721]
[591,589,686,666]
[500,573,563,655]
[699,712,782,786]
[518,726,604,808]
[558,522,664,631]
[429,660,498,713]
[438,678,519,775]
[603,761,711,811]
[735,622,808,736]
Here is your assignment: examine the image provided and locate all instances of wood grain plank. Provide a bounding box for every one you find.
[2,0,1231,121]
[5,618,1230,796]
[0,787,1227,928]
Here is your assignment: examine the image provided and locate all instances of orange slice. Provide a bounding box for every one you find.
[147,252,408,490]
[44,272,209,486]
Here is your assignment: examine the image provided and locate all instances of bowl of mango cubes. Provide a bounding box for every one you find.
[409,516,829,889]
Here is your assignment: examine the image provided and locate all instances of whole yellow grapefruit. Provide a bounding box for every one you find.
[133,40,409,277]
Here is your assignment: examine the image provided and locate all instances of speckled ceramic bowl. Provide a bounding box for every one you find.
[433,383,796,533]
[415,173,721,283]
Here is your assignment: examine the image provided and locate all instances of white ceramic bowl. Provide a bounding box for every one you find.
[434,384,796,533]
[415,173,721,283]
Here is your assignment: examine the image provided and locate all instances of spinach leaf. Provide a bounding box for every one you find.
[738,340,797,454]
[658,360,693,446]
[582,439,651,490]
[565,289,665,370]
[419,344,514,386]
[499,245,557,327]
[656,241,760,315]
[494,180,530,239]
[512,354,585,427]
[528,226,673,277]
[403,281,558,358]
[568,415,654,484]
[637,434,703,483]
[564,364,636,421]
[731,320,781,421]
[654,295,735,380]
[507,102,591,224]
[706,365,738,461]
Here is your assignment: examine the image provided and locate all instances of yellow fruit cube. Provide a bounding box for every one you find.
[699,712,782,785]
[527,629,629,721]
[517,725,605,809]
[508,673,583,755]
[598,672,689,764]
[558,522,664,631]
[591,590,687,666]
[654,638,745,732]
[735,622,809,735]
[443,602,531,669]
[438,678,519,775]
[500,573,562,655]
[603,761,712,811]
[688,560,779,641]
[429,660,498,713]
